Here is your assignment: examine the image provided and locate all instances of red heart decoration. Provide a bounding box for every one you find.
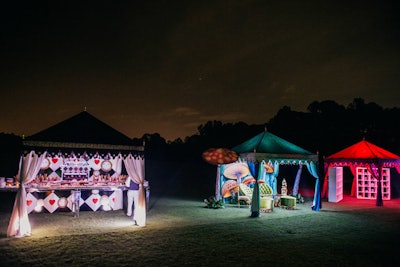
[111,197,115,203]
[49,199,56,205]
[52,157,58,164]
[93,198,98,204]
[94,159,100,165]
[27,200,32,206]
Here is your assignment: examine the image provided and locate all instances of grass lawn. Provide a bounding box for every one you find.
[1,195,400,266]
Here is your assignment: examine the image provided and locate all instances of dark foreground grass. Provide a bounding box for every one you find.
[1,196,400,266]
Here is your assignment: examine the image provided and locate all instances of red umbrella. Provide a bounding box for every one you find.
[202,148,238,165]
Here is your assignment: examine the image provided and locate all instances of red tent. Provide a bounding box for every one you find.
[324,139,400,206]
[326,140,399,161]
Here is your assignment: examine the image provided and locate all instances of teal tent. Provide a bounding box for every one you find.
[232,130,321,211]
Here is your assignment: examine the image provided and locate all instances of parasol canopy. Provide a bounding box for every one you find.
[221,180,239,198]
[263,161,274,173]
[242,176,265,185]
[202,148,238,165]
[242,176,256,185]
[223,162,250,180]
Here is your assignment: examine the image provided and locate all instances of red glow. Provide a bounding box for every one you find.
[326,140,400,160]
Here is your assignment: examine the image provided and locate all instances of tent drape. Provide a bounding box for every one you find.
[396,165,400,174]
[365,163,383,206]
[249,161,260,217]
[292,165,303,196]
[215,165,221,200]
[321,162,331,198]
[123,154,146,226]
[111,153,123,178]
[306,161,321,211]
[349,164,357,197]
[260,160,279,195]
[111,153,124,211]
[7,151,47,237]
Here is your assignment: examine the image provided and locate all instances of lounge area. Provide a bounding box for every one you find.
[237,182,297,212]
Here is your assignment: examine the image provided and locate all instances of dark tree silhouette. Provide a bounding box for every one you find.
[0,133,22,177]
[1,98,399,199]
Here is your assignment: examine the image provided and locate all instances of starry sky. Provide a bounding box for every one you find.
[1,1,399,141]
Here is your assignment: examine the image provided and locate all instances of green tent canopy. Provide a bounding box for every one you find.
[232,131,318,164]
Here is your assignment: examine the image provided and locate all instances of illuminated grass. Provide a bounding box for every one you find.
[1,196,400,266]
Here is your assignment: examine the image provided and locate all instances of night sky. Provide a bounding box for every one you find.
[1,1,399,141]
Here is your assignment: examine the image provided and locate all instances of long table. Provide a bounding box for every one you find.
[1,185,126,213]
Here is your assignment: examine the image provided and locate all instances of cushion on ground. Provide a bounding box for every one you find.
[260,197,274,210]
[280,195,296,208]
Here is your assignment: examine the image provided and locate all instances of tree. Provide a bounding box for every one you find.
[0,133,22,177]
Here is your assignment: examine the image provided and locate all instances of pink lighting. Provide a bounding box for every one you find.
[324,140,400,206]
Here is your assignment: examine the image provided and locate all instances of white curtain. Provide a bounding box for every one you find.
[123,154,146,226]
[111,153,124,210]
[111,153,123,179]
[7,151,47,237]
[115,153,123,175]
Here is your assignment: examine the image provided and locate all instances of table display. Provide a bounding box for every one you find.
[26,186,124,214]
[18,152,129,213]
[1,174,150,215]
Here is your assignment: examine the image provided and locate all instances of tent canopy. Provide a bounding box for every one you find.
[23,111,143,156]
[232,131,318,163]
[26,111,133,145]
[325,140,400,167]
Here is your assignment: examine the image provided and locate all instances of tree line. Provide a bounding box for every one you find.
[141,98,400,162]
[2,98,400,169]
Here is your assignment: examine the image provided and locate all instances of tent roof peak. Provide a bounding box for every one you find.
[326,140,400,162]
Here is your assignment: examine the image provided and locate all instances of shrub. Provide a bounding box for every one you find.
[204,196,225,209]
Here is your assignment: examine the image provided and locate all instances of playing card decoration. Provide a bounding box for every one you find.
[44,192,60,213]
[26,193,38,214]
[85,193,101,211]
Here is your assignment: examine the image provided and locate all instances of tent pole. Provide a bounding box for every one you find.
[376,164,383,206]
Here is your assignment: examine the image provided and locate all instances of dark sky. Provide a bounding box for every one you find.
[1,1,399,141]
